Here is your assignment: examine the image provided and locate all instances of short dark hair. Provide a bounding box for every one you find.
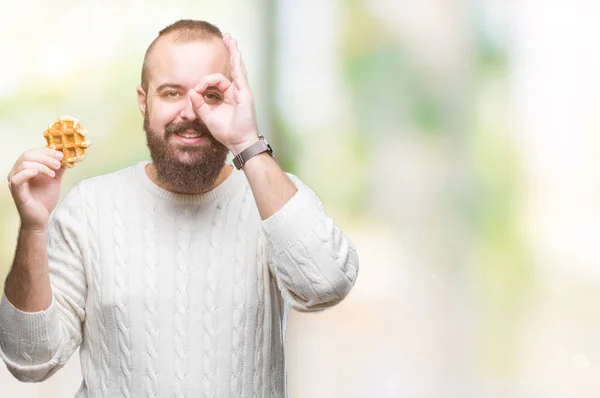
[141,20,223,92]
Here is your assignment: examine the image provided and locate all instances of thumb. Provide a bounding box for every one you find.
[55,165,67,182]
[188,90,209,120]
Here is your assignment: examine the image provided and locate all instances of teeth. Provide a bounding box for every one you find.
[177,133,200,138]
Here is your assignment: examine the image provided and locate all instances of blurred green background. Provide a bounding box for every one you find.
[2,0,600,397]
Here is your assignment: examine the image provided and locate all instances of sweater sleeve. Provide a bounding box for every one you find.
[0,184,87,382]
[261,173,359,312]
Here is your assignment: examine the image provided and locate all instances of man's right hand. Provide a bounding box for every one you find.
[7,148,67,232]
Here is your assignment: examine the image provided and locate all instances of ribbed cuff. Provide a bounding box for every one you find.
[261,187,325,255]
[0,293,59,348]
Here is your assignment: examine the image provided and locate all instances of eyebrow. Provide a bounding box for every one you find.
[155,83,186,93]
[154,84,221,93]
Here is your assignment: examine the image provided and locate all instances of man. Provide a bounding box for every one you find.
[0,19,358,397]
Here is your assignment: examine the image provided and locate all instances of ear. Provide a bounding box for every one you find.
[136,86,147,116]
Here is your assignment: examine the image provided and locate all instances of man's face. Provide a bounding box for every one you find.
[138,37,231,192]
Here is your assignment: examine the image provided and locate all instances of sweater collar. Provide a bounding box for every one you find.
[134,160,244,205]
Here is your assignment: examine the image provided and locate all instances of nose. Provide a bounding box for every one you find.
[180,95,197,121]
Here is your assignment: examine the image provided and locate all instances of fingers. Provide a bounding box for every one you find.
[193,73,234,96]
[21,148,64,163]
[24,152,63,170]
[8,168,38,204]
[54,165,67,182]
[10,168,39,189]
[11,148,63,174]
[223,34,250,93]
[10,155,61,179]
[41,148,65,161]
[7,148,65,188]
[188,89,208,119]
[191,73,235,118]
[18,161,56,179]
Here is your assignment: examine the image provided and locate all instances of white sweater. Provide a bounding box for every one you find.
[0,161,358,398]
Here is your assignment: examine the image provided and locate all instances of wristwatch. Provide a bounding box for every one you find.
[233,135,274,170]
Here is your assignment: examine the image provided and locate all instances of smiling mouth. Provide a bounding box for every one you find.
[175,129,202,139]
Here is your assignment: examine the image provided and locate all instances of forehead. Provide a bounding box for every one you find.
[147,37,230,90]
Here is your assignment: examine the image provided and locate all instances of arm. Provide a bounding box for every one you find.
[0,186,86,382]
[260,173,359,312]
[232,147,297,220]
[0,149,86,382]
[187,35,358,311]
[230,135,358,311]
[188,34,297,220]
[4,228,53,312]
[231,140,358,311]
[4,148,65,312]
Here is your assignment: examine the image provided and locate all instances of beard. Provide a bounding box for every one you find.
[144,112,229,194]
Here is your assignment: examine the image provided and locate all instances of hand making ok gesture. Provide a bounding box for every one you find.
[188,34,260,155]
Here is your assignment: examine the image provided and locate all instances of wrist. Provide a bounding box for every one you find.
[20,223,48,235]
[231,135,274,170]
[229,135,260,156]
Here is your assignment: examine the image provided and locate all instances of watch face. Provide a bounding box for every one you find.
[260,135,273,154]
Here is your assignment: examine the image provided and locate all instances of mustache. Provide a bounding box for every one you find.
[165,120,211,136]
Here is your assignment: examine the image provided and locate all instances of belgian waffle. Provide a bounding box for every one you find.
[43,115,90,168]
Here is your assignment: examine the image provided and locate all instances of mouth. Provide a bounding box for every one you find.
[175,129,202,139]
[173,129,208,145]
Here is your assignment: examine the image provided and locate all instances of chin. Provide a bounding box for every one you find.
[170,147,210,165]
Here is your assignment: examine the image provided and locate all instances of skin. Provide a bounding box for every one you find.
[4,32,298,312]
[139,35,233,194]
[5,149,65,312]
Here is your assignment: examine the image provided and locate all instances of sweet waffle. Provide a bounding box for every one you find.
[43,115,90,168]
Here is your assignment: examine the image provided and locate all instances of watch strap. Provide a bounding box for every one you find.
[233,136,273,170]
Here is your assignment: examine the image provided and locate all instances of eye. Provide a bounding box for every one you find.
[163,91,181,99]
[203,92,222,103]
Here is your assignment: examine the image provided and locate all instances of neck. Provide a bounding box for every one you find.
[145,163,233,195]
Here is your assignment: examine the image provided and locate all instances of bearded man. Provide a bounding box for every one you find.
[0,19,358,398]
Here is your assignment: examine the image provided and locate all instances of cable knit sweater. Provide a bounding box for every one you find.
[0,160,358,397]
